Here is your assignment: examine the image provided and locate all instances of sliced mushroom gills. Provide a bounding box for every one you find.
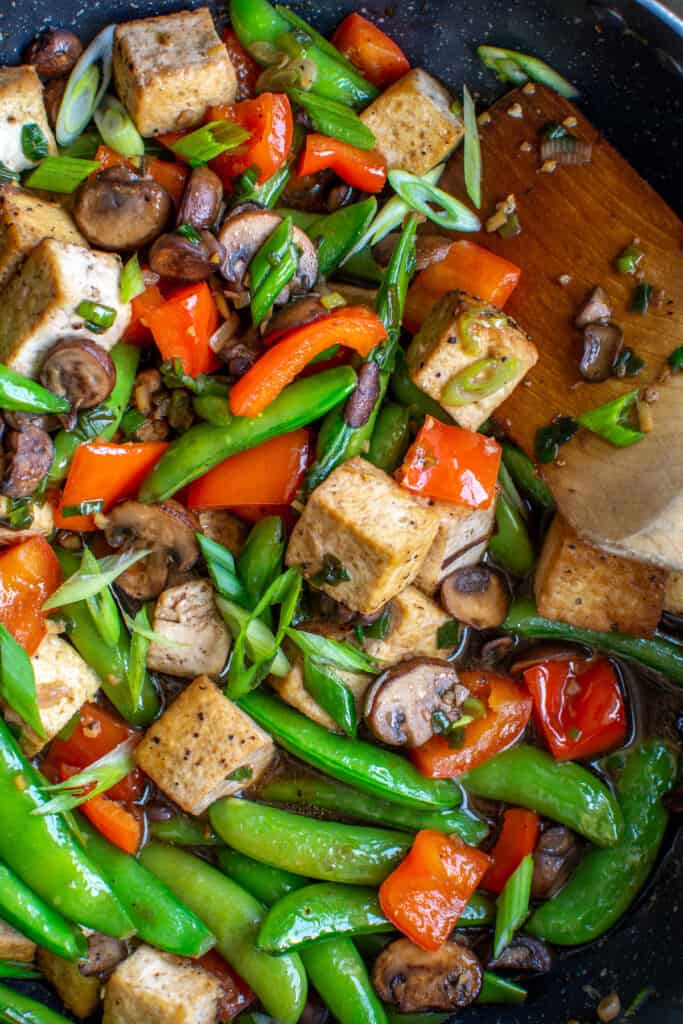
[441,566,509,630]
[531,825,581,900]
[41,338,116,409]
[74,166,173,251]
[372,938,483,1013]
[364,658,468,748]
[217,210,318,301]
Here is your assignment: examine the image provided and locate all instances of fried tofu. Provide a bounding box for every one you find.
[197,509,248,556]
[103,946,222,1024]
[406,291,538,430]
[0,185,85,288]
[113,9,237,136]
[0,66,57,173]
[0,919,35,962]
[363,585,454,667]
[535,515,667,637]
[286,456,440,615]
[360,69,463,175]
[665,572,683,614]
[147,580,231,680]
[416,494,498,594]
[0,239,131,379]
[37,947,101,1019]
[135,676,274,815]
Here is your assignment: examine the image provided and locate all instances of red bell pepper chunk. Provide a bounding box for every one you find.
[332,13,410,87]
[523,658,627,761]
[379,830,491,951]
[187,429,310,509]
[146,158,188,207]
[0,537,62,655]
[208,93,293,185]
[483,808,540,894]
[398,416,501,509]
[125,282,165,346]
[146,282,221,378]
[59,766,143,856]
[404,241,521,333]
[198,951,256,1021]
[93,145,133,174]
[229,306,387,418]
[54,441,168,531]
[412,672,533,779]
[222,28,260,101]
[297,134,387,193]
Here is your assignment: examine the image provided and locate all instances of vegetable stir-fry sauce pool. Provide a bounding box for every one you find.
[0,3,680,1022]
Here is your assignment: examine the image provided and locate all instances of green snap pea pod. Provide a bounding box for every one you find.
[239,691,461,809]
[479,972,528,1004]
[501,442,554,508]
[259,777,489,846]
[48,342,140,484]
[140,843,307,1024]
[527,740,676,945]
[0,982,73,1024]
[0,861,87,962]
[230,0,378,108]
[342,246,385,284]
[288,89,376,150]
[55,550,160,726]
[139,366,357,502]
[504,597,683,685]
[463,745,623,847]
[0,365,70,415]
[390,349,456,426]
[218,849,307,905]
[211,798,411,885]
[308,199,378,278]
[78,819,214,956]
[237,516,285,609]
[149,815,223,847]
[0,719,133,937]
[367,402,411,473]
[303,938,388,1024]
[488,492,535,576]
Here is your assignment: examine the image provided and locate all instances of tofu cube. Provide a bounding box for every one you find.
[135,676,274,815]
[37,947,101,1019]
[406,291,538,431]
[535,515,667,637]
[197,509,248,556]
[113,9,237,137]
[416,495,498,594]
[0,185,85,289]
[360,69,463,176]
[363,585,454,667]
[0,239,131,379]
[103,946,222,1024]
[0,919,35,962]
[665,572,683,614]
[147,580,231,680]
[286,456,440,615]
[0,66,57,173]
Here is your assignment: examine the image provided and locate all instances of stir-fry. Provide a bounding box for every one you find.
[0,3,680,1023]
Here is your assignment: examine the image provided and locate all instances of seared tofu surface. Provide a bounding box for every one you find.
[103,946,222,1024]
[665,572,683,614]
[0,918,35,962]
[363,586,454,667]
[0,66,57,173]
[37,947,101,1020]
[147,579,231,679]
[416,495,498,594]
[0,185,85,288]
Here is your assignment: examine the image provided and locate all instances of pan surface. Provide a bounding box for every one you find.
[0,0,682,1020]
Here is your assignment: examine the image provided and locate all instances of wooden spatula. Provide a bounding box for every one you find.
[442,84,683,571]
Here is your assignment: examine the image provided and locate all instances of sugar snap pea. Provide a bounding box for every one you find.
[218,849,307,905]
[303,938,388,1024]
[0,861,87,962]
[0,365,69,415]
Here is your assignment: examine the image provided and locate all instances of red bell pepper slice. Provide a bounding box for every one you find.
[146,158,188,207]
[209,93,293,185]
[229,306,387,417]
[398,415,501,509]
[146,282,221,378]
[483,808,540,894]
[198,951,256,1021]
[297,134,387,193]
[332,13,410,87]
[222,28,260,101]
[404,241,521,333]
[59,765,143,855]
[124,282,165,346]
[412,672,533,779]
[0,537,62,655]
[379,829,491,951]
[187,429,310,509]
[523,658,627,761]
[54,441,168,531]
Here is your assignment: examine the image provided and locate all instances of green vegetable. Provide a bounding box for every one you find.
[150,814,223,847]
[75,299,116,333]
[25,155,101,192]
[613,347,646,378]
[216,596,291,677]
[463,744,623,847]
[140,366,358,502]
[141,843,307,1024]
[20,123,48,162]
[219,849,307,905]
[233,162,292,209]
[94,95,144,156]
[478,45,578,97]
[250,215,297,326]
[505,596,683,685]
[302,656,358,736]
[198,533,250,607]
[501,442,554,507]
[0,983,73,1024]
[239,691,461,809]
[307,198,378,278]
[303,939,389,1024]
[0,162,19,183]
[0,624,44,740]
[615,243,644,276]
[79,548,120,648]
[0,861,87,962]
[441,356,521,405]
[493,853,533,957]
[669,346,683,372]
[488,491,535,576]
[577,389,644,447]
[367,403,411,473]
[170,120,249,165]
[56,25,114,146]
[286,628,377,673]
[534,415,579,463]
[35,737,136,816]
[345,165,446,259]
[60,130,102,159]
[390,350,456,426]
[630,282,654,314]
[462,85,481,209]
[528,740,676,944]
[388,169,481,232]
[237,516,286,608]
[119,253,145,303]
[44,549,150,611]
[288,89,376,149]
[0,963,39,980]
[479,972,528,1004]
[0,365,70,415]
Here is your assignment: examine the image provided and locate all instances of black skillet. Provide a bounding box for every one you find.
[1,0,682,1020]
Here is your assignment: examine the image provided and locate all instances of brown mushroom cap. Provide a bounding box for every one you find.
[531,825,581,900]
[488,934,552,974]
[217,210,318,299]
[266,296,328,336]
[343,361,380,428]
[374,233,454,271]
[373,938,483,1013]
[177,165,224,231]
[364,658,468,748]
[104,499,199,600]
[1,424,54,499]
[440,566,509,630]
[148,233,214,282]
[25,29,83,79]
[40,338,116,410]
[574,285,612,329]
[73,167,173,251]
[579,322,624,382]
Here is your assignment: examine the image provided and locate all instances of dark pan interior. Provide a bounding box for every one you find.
[1,0,682,1019]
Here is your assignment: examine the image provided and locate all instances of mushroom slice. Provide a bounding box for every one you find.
[1,425,53,499]
[177,165,224,231]
[79,933,128,979]
[441,566,509,630]
[531,825,581,900]
[73,166,173,251]
[574,285,611,328]
[217,210,318,299]
[40,338,116,410]
[364,658,468,748]
[149,233,214,282]
[104,499,199,601]
[579,322,623,382]
[488,935,552,974]
[374,233,453,271]
[266,296,329,336]
[373,938,483,1013]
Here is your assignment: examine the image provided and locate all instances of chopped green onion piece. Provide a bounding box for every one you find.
[542,122,570,140]
[94,95,144,157]
[437,620,461,649]
[226,765,253,783]
[478,45,579,98]
[288,88,376,150]
[197,533,250,607]
[630,282,654,314]
[668,346,683,373]
[61,499,104,518]
[34,736,136,815]
[479,971,527,1005]
[576,389,644,448]
[216,597,290,677]
[127,607,151,707]
[615,243,644,275]
[24,156,100,193]
[441,356,521,406]
[120,408,146,438]
[75,300,116,333]
[177,223,203,244]
[463,697,487,720]
[42,548,151,610]
[498,211,521,238]
[78,548,121,649]
[56,24,114,146]
[358,608,391,642]
[20,123,49,162]
[493,852,534,957]
[463,85,482,209]
[388,169,481,233]
[170,121,250,167]
[311,553,350,587]
[122,610,189,649]
[285,627,378,673]
[60,130,103,159]
[0,162,20,183]
[303,656,358,737]
[120,253,145,304]
[612,347,645,378]
[534,416,579,463]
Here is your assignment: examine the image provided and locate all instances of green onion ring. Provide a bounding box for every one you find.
[388,169,481,233]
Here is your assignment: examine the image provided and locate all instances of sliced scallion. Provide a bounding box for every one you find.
[177,223,203,244]
[216,598,290,677]
[441,356,521,406]
[493,853,534,958]
[288,89,376,150]
[388,168,481,233]
[122,610,188,649]
[75,300,116,333]
[42,548,151,610]
[33,736,137,815]
[20,123,49,163]
[127,607,151,707]
[535,416,579,463]
[463,85,482,209]
[60,130,103,159]
[170,121,250,167]
[630,282,654,314]
[478,45,578,98]
[615,243,644,276]
[576,389,644,447]
[0,623,44,740]
[285,627,378,673]
[56,24,115,146]
[61,499,104,518]
[94,95,144,158]
[303,656,358,737]
[120,254,145,304]
[25,155,100,193]
[0,161,20,183]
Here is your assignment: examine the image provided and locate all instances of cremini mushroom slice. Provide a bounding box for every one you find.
[217,210,318,299]
[441,566,509,630]
[40,338,116,409]
[176,165,224,231]
[372,938,483,1013]
[364,658,468,748]
[488,934,552,973]
[531,825,582,900]
[73,166,173,251]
